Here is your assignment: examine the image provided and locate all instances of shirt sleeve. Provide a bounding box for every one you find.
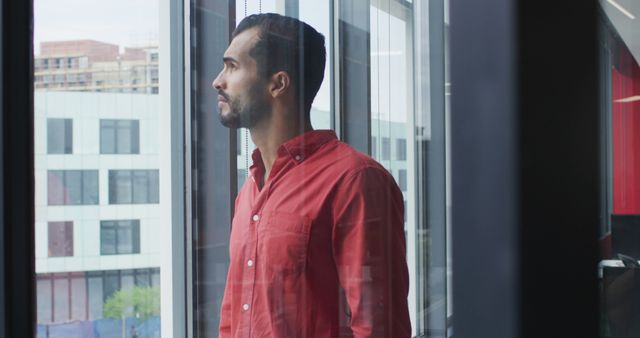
[219,194,240,338]
[331,166,412,338]
[218,268,232,338]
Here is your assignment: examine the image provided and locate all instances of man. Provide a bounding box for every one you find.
[213,13,410,338]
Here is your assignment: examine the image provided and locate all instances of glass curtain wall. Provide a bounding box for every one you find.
[190,0,451,337]
[599,1,640,337]
[33,0,184,337]
[368,0,450,336]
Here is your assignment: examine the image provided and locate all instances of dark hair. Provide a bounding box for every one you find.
[232,13,326,116]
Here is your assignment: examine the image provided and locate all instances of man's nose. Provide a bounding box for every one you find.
[212,72,223,90]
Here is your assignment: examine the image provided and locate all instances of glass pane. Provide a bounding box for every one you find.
[52,278,70,322]
[117,226,134,254]
[47,118,72,154]
[132,170,150,203]
[100,120,115,154]
[196,1,449,337]
[64,170,82,205]
[36,278,52,323]
[82,170,99,204]
[34,0,172,335]
[101,227,117,255]
[369,0,451,336]
[115,120,133,154]
[599,2,640,337]
[70,275,87,321]
[235,1,333,193]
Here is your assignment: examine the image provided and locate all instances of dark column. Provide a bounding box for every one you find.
[190,0,236,337]
[1,0,36,336]
[338,0,371,153]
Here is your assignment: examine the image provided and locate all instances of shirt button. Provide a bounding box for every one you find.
[252,214,260,222]
[247,259,254,267]
[242,303,250,311]
[294,155,302,161]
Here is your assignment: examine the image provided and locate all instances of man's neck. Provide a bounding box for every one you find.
[249,115,312,187]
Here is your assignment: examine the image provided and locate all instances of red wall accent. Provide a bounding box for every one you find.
[612,46,640,214]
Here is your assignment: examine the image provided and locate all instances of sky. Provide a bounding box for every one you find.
[34,0,159,54]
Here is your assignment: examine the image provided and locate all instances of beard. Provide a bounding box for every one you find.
[218,82,271,129]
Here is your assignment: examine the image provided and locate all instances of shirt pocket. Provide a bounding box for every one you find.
[259,211,312,275]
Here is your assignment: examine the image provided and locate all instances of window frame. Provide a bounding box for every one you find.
[47,221,73,257]
[99,119,140,154]
[47,170,99,206]
[100,219,141,255]
[108,169,160,204]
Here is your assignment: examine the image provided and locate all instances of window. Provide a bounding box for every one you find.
[398,169,407,192]
[47,118,72,154]
[108,169,159,204]
[396,138,406,161]
[34,0,169,334]
[100,220,141,255]
[38,269,159,325]
[47,170,98,205]
[48,221,73,257]
[381,137,391,161]
[100,119,140,154]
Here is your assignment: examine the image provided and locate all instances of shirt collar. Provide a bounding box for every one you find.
[251,129,337,167]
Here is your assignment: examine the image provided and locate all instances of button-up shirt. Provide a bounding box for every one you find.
[219,130,411,338]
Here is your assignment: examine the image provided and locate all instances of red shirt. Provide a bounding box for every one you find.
[219,130,411,338]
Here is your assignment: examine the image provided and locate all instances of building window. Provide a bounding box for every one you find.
[398,169,407,192]
[109,169,159,204]
[48,221,73,257]
[48,170,99,205]
[47,118,73,154]
[100,119,140,154]
[396,138,407,161]
[101,220,141,255]
[381,137,391,161]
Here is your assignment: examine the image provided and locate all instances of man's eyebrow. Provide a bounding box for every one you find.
[223,56,238,64]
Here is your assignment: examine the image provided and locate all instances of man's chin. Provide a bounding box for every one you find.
[218,112,240,129]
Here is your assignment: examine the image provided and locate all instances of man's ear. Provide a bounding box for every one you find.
[269,71,290,98]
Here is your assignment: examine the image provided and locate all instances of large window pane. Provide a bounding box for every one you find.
[34,0,177,335]
[599,2,640,337]
[192,1,451,337]
[369,0,451,336]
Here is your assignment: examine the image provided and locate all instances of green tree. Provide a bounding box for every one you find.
[103,286,160,338]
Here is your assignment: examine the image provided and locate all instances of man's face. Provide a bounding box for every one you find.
[212,28,270,129]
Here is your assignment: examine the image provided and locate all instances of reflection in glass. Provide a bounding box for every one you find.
[599,1,640,337]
